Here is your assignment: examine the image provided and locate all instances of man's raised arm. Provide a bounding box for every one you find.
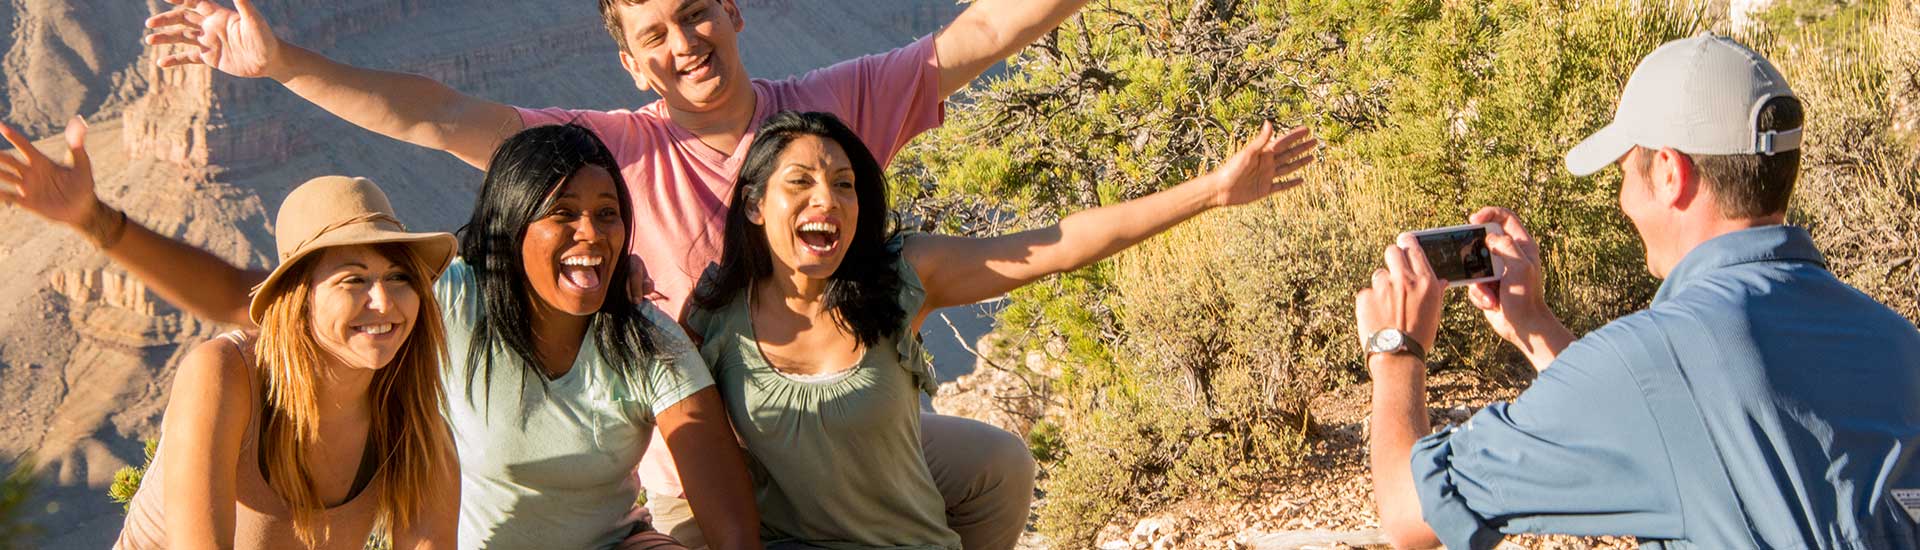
[144,0,522,168]
[932,0,1091,98]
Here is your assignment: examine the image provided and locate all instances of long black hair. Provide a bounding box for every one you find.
[693,111,905,347]
[457,123,664,402]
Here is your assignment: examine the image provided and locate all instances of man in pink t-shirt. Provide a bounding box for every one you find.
[512,35,947,318]
[146,1,1091,548]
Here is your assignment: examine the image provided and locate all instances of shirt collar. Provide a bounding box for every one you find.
[1653,225,1826,303]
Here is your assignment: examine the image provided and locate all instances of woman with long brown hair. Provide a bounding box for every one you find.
[2,118,460,548]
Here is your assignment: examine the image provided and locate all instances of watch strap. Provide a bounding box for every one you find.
[1366,329,1427,361]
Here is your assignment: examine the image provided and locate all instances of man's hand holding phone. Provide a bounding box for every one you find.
[1355,233,1447,368]
[1465,207,1574,370]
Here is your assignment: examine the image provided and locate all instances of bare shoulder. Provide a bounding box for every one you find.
[168,336,259,414]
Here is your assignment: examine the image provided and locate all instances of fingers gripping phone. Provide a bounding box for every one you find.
[1400,223,1506,287]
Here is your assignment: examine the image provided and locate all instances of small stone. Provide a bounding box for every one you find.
[1131,517,1171,542]
[1449,404,1472,421]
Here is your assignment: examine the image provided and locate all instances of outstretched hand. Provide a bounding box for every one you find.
[0,117,101,228]
[144,0,280,78]
[1206,122,1319,208]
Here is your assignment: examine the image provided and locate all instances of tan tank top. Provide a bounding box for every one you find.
[115,331,384,550]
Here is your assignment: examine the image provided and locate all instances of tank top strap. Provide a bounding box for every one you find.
[211,330,267,448]
[214,330,259,369]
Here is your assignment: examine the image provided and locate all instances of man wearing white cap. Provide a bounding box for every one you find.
[1353,32,1920,549]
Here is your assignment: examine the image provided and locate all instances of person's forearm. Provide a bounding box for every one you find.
[87,204,261,327]
[936,0,1091,96]
[1034,174,1216,275]
[665,390,763,550]
[266,44,517,168]
[1516,322,1576,372]
[1367,354,1442,549]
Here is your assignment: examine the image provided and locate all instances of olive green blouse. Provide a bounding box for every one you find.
[685,238,960,550]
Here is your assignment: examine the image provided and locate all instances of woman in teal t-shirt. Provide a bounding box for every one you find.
[683,111,1317,549]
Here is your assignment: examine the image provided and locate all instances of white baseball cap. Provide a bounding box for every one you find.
[1565,31,1800,176]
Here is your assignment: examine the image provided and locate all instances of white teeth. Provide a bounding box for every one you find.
[358,324,393,335]
[798,222,839,234]
[681,55,709,75]
[561,256,604,267]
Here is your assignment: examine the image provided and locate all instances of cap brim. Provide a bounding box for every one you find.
[1564,123,1636,177]
[247,230,458,324]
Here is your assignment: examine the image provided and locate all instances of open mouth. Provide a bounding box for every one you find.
[796,221,841,255]
[353,323,397,337]
[677,53,712,79]
[559,254,606,291]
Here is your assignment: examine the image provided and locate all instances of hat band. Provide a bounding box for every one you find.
[1756,127,1802,155]
[282,212,408,260]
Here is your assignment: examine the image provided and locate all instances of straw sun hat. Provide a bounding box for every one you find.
[247,176,458,323]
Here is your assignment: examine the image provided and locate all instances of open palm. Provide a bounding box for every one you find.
[0,118,98,228]
[1208,122,1319,208]
[144,0,280,78]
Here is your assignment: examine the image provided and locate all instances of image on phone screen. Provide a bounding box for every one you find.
[1415,227,1495,282]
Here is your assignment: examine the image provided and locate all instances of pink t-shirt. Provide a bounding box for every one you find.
[516,35,946,499]
[516,34,946,319]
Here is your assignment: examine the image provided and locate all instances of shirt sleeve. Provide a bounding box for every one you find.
[514,106,643,155]
[639,301,715,418]
[432,258,479,333]
[1409,327,1687,549]
[790,34,946,166]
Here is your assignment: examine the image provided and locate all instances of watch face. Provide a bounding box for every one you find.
[1371,329,1404,353]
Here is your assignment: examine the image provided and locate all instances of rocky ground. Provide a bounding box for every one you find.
[956,369,1637,550]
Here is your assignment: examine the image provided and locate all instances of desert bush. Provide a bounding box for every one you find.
[0,456,39,550]
[108,439,159,512]
[894,0,1909,545]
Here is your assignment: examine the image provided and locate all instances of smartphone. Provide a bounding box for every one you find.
[1400,223,1505,287]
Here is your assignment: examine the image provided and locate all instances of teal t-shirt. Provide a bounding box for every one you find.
[434,259,713,550]
[685,236,960,550]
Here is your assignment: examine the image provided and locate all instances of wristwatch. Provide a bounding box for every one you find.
[1365,328,1426,361]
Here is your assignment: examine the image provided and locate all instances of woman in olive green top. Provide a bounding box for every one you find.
[686,111,1318,549]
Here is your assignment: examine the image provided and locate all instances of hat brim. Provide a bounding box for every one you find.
[1564,123,1637,177]
[247,228,458,324]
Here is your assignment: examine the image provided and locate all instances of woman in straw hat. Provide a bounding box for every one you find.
[0,120,460,548]
[1,118,757,550]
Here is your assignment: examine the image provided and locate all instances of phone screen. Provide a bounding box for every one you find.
[1415,227,1495,282]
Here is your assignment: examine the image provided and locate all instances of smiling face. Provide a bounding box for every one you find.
[306,245,422,370]
[611,0,749,114]
[747,134,858,280]
[521,165,627,316]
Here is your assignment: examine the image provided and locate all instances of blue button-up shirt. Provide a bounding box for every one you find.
[1410,225,1920,549]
